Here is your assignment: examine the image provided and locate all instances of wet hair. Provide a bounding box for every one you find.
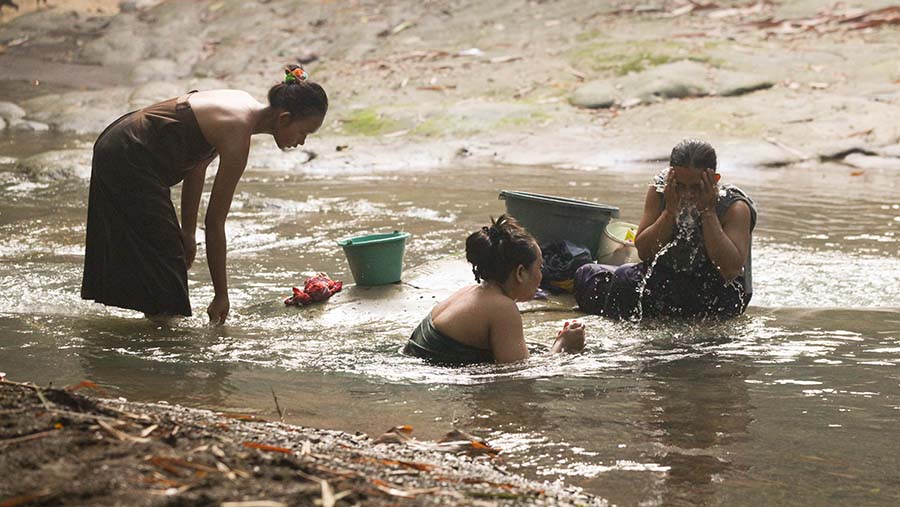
[670,139,717,171]
[465,214,538,284]
[267,64,328,120]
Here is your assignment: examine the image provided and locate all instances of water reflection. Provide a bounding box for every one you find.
[645,356,755,506]
[74,318,237,406]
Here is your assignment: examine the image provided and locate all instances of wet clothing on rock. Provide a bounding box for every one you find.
[403,313,495,365]
[574,171,757,320]
[81,92,217,316]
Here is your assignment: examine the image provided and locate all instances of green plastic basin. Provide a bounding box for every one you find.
[337,231,411,286]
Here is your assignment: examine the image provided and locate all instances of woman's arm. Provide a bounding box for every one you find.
[634,173,679,261]
[696,170,751,281]
[204,132,250,324]
[489,306,587,363]
[489,302,530,363]
[180,159,212,268]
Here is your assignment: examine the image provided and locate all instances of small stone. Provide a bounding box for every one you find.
[570,80,617,109]
[0,102,27,123]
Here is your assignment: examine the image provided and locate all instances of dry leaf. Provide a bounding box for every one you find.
[242,442,293,454]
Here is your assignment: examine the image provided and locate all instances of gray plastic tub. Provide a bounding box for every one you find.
[498,190,620,259]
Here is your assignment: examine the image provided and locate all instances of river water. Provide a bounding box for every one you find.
[1,130,899,506]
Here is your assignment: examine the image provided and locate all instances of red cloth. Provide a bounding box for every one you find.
[284,273,343,306]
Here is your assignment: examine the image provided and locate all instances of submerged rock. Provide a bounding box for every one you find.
[9,120,50,132]
[14,149,93,181]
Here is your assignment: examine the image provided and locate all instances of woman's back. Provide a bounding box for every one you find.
[431,284,519,351]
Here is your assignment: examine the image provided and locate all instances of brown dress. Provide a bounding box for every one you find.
[81,92,217,316]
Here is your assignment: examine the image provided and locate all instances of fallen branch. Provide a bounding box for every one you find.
[0,429,55,448]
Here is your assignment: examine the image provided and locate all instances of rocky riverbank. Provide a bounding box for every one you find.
[1,0,898,174]
[0,378,605,506]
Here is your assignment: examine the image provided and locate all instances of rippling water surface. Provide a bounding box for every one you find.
[2,131,899,506]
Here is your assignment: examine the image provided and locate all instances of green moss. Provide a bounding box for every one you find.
[575,29,604,43]
[340,108,399,136]
[496,110,551,127]
[569,40,713,75]
[617,52,674,75]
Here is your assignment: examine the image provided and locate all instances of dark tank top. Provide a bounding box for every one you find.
[652,169,757,292]
[96,91,217,187]
[404,313,496,365]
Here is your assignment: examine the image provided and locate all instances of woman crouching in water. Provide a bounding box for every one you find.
[404,215,586,365]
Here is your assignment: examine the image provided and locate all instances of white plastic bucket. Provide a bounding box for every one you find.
[596,221,641,265]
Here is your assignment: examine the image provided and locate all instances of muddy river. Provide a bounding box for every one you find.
[1,130,899,506]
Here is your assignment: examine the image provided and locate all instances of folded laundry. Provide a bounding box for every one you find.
[284,273,343,306]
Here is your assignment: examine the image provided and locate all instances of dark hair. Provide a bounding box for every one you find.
[267,64,328,120]
[670,139,717,171]
[465,214,538,284]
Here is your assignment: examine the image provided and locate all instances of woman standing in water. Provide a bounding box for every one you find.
[575,139,756,319]
[404,215,586,364]
[81,65,327,324]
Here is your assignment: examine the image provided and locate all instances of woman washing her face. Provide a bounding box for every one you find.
[575,139,757,320]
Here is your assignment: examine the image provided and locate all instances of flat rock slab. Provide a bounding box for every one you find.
[842,153,900,171]
[278,258,579,331]
[571,60,774,109]
[14,149,93,181]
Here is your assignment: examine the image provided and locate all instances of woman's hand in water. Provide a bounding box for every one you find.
[663,168,681,215]
[207,293,230,325]
[554,320,586,353]
[697,169,718,213]
[182,232,197,269]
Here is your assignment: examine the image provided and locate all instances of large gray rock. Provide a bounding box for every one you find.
[22,88,133,134]
[570,81,617,109]
[129,58,187,84]
[81,14,148,66]
[0,102,27,123]
[14,149,93,181]
[624,60,710,102]
[128,81,183,109]
[0,117,6,131]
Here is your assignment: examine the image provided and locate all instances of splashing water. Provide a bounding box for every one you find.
[631,203,704,322]
[631,238,677,322]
